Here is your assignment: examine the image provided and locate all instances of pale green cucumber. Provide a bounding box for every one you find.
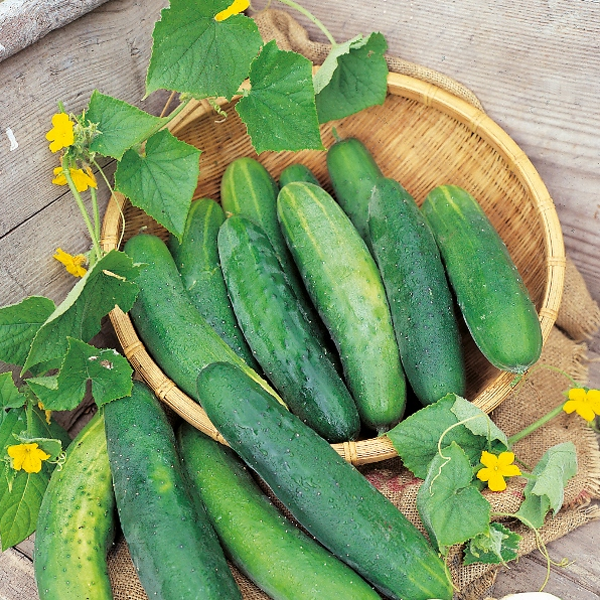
[368,177,466,405]
[421,184,543,373]
[277,182,406,433]
[177,423,380,600]
[34,413,115,600]
[168,198,258,369]
[279,163,320,187]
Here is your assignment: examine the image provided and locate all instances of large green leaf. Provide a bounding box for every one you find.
[115,129,201,240]
[313,35,367,94]
[316,32,388,123]
[23,251,141,374]
[146,0,262,99]
[417,442,491,554]
[0,373,26,410]
[87,91,167,160]
[27,338,133,412]
[0,297,55,368]
[235,40,324,153]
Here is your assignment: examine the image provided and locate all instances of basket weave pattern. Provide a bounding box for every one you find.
[101,73,565,465]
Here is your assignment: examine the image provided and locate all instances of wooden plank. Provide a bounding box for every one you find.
[0,547,37,599]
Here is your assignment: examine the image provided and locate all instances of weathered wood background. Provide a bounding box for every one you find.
[0,0,598,598]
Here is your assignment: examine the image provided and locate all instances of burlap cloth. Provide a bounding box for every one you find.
[106,10,600,600]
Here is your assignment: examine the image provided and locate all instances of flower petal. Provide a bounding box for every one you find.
[568,387,587,402]
[487,471,507,492]
[215,0,250,21]
[479,450,499,469]
[497,451,516,467]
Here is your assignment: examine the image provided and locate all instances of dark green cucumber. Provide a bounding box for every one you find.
[326,137,384,241]
[177,423,380,600]
[368,178,466,405]
[220,158,331,350]
[277,182,406,433]
[279,163,320,187]
[168,198,258,369]
[197,362,452,600]
[123,233,278,404]
[217,215,359,442]
[104,381,241,599]
[421,184,543,373]
[34,413,115,600]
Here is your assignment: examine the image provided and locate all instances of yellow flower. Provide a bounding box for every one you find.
[46,112,75,153]
[7,443,51,474]
[52,165,97,192]
[215,0,250,21]
[53,247,88,278]
[38,401,52,425]
[563,387,600,422]
[476,450,522,492]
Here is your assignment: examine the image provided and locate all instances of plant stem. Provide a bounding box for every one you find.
[507,401,567,447]
[274,0,337,45]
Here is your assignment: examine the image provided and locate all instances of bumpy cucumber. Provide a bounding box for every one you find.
[326,137,383,241]
[277,182,406,433]
[123,233,276,403]
[279,163,320,187]
[197,362,452,600]
[104,381,241,599]
[220,158,330,348]
[34,413,115,600]
[421,184,543,373]
[168,198,258,369]
[177,423,380,600]
[217,215,359,442]
[368,178,466,405]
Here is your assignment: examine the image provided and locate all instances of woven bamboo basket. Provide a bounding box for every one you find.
[101,71,565,466]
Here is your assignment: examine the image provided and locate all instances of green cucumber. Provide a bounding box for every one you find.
[277,182,406,433]
[104,381,241,599]
[326,137,383,241]
[168,198,258,369]
[196,362,452,600]
[177,423,380,600]
[217,215,359,442]
[279,163,320,187]
[220,158,330,349]
[368,177,466,405]
[34,413,115,600]
[123,233,276,403]
[421,184,543,373]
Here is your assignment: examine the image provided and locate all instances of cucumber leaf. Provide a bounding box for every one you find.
[450,396,509,447]
[115,129,201,240]
[516,442,577,529]
[87,91,167,160]
[313,34,367,94]
[22,251,141,374]
[316,32,388,123]
[146,0,262,99]
[0,297,55,368]
[464,522,521,565]
[27,338,133,411]
[0,373,26,410]
[235,40,324,153]
[417,441,491,554]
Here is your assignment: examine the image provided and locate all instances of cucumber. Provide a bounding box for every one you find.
[177,423,380,600]
[279,163,320,187]
[123,233,278,404]
[326,137,383,241]
[277,182,406,433]
[421,184,543,373]
[168,198,258,369]
[368,177,466,405]
[217,215,360,442]
[104,381,241,599]
[220,158,330,349]
[34,412,115,600]
[196,362,452,600]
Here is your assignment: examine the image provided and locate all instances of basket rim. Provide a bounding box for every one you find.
[101,71,566,466]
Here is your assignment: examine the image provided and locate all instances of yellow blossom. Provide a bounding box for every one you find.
[46,112,75,153]
[38,401,52,425]
[52,165,97,192]
[215,0,250,21]
[563,387,600,422]
[476,450,522,492]
[53,248,88,278]
[8,443,51,474]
